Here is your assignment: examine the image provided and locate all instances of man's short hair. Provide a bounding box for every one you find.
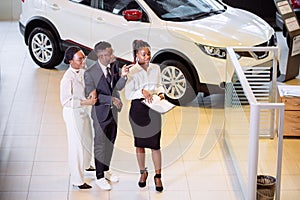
[94,41,112,52]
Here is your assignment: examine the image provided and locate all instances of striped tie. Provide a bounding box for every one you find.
[106,67,112,87]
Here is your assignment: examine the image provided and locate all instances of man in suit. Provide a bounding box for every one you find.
[84,41,130,190]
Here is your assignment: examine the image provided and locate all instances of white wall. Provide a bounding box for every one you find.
[0,0,22,20]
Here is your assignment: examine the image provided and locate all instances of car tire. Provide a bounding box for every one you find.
[160,59,197,105]
[28,28,63,69]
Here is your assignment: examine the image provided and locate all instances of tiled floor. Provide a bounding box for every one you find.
[0,21,300,200]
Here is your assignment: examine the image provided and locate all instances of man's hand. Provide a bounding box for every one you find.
[112,97,122,110]
[88,90,97,105]
[121,64,133,77]
[81,90,97,106]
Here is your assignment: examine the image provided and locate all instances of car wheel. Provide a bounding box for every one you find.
[28,28,63,68]
[160,60,197,105]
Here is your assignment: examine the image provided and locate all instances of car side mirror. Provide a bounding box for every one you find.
[122,9,142,21]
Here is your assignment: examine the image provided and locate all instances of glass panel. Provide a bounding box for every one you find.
[224,47,281,199]
[225,66,250,199]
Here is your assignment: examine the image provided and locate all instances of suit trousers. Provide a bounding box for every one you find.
[92,109,117,179]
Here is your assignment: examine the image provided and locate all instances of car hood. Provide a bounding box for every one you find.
[166,8,274,47]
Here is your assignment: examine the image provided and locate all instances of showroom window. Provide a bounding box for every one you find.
[70,0,92,7]
[99,0,140,13]
[99,0,149,22]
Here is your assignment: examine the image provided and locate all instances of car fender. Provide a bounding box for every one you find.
[151,48,203,91]
[24,16,61,48]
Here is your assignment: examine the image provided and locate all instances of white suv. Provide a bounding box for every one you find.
[19,0,277,104]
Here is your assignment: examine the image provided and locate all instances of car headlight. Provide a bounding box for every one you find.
[196,43,227,59]
[196,43,241,60]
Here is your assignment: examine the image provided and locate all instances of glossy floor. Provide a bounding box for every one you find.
[0,21,300,200]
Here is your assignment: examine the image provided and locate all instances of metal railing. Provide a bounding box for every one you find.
[225,46,285,199]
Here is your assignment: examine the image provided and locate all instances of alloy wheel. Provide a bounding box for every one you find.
[31,32,53,63]
[161,66,187,99]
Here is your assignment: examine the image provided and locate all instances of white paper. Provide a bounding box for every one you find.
[278,85,300,97]
[142,95,175,114]
[291,35,300,57]
[285,17,300,32]
[277,1,293,15]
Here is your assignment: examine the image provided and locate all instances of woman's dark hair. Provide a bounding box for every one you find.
[64,46,82,64]
[132,40,150,62]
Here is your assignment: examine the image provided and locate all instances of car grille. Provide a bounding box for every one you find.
[235,34,277,59]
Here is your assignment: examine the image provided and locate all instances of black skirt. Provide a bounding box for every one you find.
[129,99,161,150]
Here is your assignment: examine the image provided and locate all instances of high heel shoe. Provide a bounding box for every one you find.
[77,183,92,189]
[154,174,163,192]
[138,168,148,188]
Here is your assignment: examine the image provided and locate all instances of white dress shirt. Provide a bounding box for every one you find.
[60,67,86,108]
[98,60,112,87]
[98,60,111,77]
[125,63,164,100]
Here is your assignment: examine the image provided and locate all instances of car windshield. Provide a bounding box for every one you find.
[144,0,226,21]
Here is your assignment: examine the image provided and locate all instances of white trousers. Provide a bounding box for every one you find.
[63,106,93,186]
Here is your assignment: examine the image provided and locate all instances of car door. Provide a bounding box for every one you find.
[91,0,151,62]
[45,0,95,47]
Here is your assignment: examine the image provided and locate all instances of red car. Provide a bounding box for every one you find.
[276,0,300,47]
[291,0,300,9]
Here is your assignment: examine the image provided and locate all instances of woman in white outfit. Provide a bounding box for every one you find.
[60,46,98,189]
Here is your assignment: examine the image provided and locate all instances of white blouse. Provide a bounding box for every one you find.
[60,67,86,108]
[125,63,164,100]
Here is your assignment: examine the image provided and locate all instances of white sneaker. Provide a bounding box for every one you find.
[95,178,111,190]
[105,171,119,182]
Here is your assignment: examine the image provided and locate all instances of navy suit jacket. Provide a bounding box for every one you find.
[84,61,127,123]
